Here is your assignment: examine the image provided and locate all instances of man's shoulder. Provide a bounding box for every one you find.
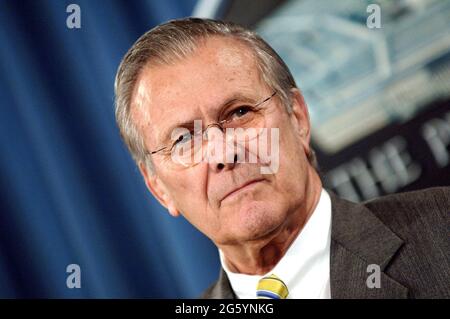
[361,186,450,242]
[198,269,235,299]
[364,186,450,205]
[332,187,450,298]
[363,186,450,217]
[199,284,214,299]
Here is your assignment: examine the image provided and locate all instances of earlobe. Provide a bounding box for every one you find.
[167,202,180,217]
[138,162,180,217]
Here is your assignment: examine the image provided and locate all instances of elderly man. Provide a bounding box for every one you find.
[114,18,449,299]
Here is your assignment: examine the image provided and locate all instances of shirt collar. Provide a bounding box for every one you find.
[219,188,332,298]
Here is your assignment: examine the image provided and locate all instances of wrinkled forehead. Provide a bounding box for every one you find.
[130,36,267,146]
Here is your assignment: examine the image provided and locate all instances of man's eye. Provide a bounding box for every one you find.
[174,132,192,145]
[230,106,252,118]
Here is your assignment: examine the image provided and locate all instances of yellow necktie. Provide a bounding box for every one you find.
[256,274,289,299]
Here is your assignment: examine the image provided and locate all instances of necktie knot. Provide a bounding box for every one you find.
[256,274,289,299]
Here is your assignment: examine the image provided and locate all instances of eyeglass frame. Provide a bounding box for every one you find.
[147,90,278,157]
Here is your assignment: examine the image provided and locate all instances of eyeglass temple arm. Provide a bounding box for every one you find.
[150,146,168,155]
[149,91,277,155]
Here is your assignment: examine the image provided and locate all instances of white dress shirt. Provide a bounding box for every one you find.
[219,188,332,299]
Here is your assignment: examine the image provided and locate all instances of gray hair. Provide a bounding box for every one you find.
[114,18,318,171]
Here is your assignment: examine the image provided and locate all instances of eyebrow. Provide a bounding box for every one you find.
[158,93,257,144]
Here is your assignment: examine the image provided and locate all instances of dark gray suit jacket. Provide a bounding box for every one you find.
[201,187,450,299]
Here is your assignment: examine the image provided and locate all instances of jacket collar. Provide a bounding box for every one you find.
[328,191,408,298]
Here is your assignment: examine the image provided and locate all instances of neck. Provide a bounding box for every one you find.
[218,168,323,275]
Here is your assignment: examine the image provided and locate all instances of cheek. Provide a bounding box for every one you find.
[162,170,209,216]
[171,180,222,239]
[278,122,304,160]
[169,178,200,206]
[276,123,310,184]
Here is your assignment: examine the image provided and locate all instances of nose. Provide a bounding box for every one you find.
[205,126,239,173]
[215,153,238,172]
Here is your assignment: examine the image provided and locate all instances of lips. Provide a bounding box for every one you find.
[221,178,265,202]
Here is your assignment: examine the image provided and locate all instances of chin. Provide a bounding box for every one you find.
[229,200,285,242]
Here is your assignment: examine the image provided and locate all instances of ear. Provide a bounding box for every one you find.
[289,88,311,155]
[139,162,180,217]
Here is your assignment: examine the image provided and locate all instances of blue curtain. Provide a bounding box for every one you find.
[0,0,220,298]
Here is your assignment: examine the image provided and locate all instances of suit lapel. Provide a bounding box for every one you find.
[328,192,409,298]
[202,269,236,299]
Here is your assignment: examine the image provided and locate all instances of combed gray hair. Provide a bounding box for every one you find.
[114,17,317,171]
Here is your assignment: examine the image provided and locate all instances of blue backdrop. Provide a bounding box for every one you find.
[0,0,220,298]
